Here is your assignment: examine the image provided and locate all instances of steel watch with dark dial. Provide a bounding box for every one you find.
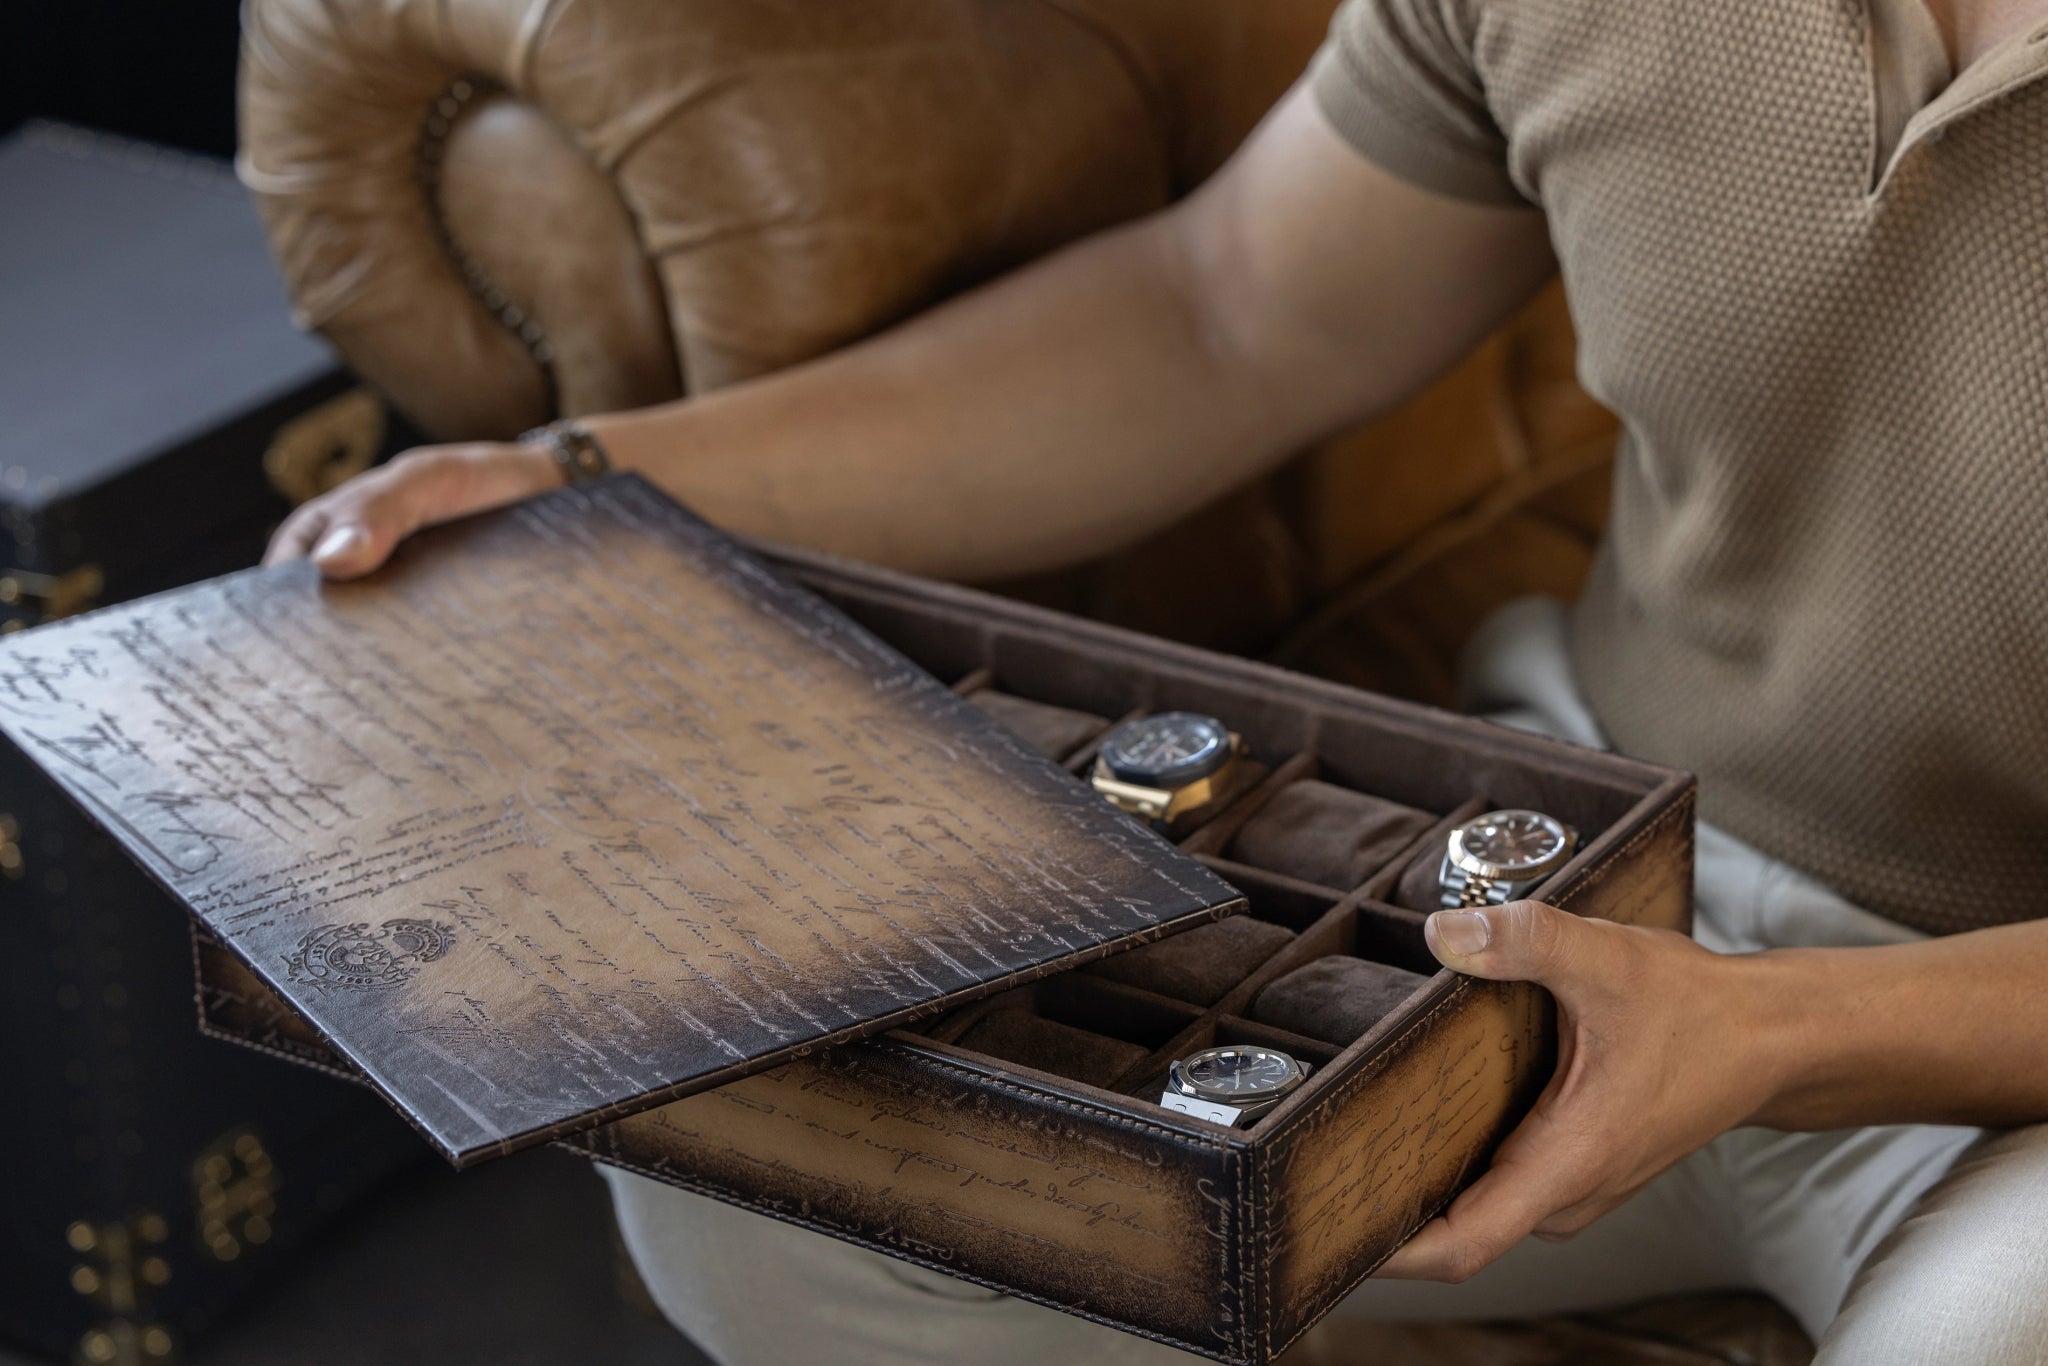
[1437,807,1578,908]
[1161,1045,1310,1125]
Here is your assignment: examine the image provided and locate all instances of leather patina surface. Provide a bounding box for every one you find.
[177,526,1694,1363]
[0,475,1244,1165]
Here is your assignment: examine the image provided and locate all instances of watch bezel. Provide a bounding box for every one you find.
[1168,1045,1309,1107]
[1446,808,1576,883]
[1098,711,1235,789]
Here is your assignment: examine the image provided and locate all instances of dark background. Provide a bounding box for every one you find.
[3,0,241,156]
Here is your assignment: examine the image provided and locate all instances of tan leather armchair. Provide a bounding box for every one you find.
[239,0,1618,705]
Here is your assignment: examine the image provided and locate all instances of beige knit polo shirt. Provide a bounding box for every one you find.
[1312,0,2048,935]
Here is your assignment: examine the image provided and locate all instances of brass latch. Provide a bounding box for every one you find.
[263,386,386,507]
[0,814,20,880]
[0,564,103,631]
[194,1129,277,1263]
[66,1213,174,1365]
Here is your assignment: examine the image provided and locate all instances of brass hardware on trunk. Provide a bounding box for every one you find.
[262,386,386,506]
[193,1129,277,1263]
[71,1321,176,1366]
[0,813,20,879]
[66,1214,175,1365]
[0,564,104,629]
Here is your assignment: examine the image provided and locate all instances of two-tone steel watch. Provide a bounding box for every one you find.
[1437,808,1578,908]
[1160,1045,1310,1126]
[1090,711,1244,825]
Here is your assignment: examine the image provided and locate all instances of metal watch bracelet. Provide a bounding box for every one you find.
[1457,874,1500,908]
[519,419,612,484]
[1440,866,1506,909]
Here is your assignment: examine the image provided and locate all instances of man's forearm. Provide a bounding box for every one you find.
[577,89,1556,580]
[583,216,1296,580]
[1745,918,2048,1130]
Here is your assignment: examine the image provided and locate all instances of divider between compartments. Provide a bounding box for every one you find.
[915,988,1007,1044]
[1213,1015,1345,1067]
[914,972,1204,1080]
[1176,750,1318,857]
[1366,794,1491,910]
[1042,973,1209,1050]
[1192,855,1348,923]
[950,666,996,696]
[1187,855,1354,1019]
[1351,900,1434,974]
[1225,890,1436,994]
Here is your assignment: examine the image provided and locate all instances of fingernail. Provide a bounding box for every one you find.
[1431,910,1491,956]
[312,525,368,564]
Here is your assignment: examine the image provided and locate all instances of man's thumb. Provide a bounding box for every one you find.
[1425,900,1584,985]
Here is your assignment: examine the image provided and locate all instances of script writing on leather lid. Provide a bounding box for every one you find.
[0,475,1243,1164]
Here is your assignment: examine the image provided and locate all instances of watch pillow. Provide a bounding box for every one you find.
[1394,833,1462,912]
[1227,780,1435,890]
[1249,957,1432,1046]
[1085,916,1297,1005]
[967,690,1109,760]
[955,1011,1150,1089]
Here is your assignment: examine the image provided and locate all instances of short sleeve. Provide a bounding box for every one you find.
[1309,0,1525,205]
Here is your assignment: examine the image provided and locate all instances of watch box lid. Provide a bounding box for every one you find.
[0,475,1243,1166]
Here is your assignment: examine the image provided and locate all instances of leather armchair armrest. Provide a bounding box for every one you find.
[239,0,1312,436]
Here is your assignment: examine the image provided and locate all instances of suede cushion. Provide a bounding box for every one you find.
[1395,840,1452,912]
[955,1012,1149,1088]
[1228,780,1434,890]
[967,690,1109,759]
[1250,956,1431,1046]
[1086,916,1297,1006]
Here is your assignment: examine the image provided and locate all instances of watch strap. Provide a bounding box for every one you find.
[1439,862,1509,909]
[1457,874,1501,908]
[1158,1091,1244,1125]
[520,419,612,483]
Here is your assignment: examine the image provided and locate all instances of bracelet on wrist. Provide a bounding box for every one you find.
[518,419,613,484]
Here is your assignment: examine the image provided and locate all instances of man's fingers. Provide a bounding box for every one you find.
[263,506,330,567]
[310,468,446,580]
[1424,899,1613,991]
[265,443,566,581]
[310,520,392,579]
[1532,1189,1628,1242]
[1374,1150,1588,1282]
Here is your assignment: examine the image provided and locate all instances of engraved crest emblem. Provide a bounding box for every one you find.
[284,918,454,991]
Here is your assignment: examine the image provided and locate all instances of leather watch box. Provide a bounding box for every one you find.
[2,477,1694,1364]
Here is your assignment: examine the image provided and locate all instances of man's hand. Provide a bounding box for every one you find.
[263,441,562,578]
[1377,901,1783,1283]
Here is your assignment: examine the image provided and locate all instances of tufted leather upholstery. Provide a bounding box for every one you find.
[241,0,1321,427]
[238,0,1619,704]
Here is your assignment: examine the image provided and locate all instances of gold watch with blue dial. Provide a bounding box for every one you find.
[1089,711,1244,825]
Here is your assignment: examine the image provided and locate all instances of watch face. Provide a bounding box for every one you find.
[1180,1047,1299,1100]
[1452,809,1572,880]
[1099,712,1233,788]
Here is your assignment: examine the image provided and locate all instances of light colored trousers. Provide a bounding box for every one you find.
[605,599,2048,1365]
